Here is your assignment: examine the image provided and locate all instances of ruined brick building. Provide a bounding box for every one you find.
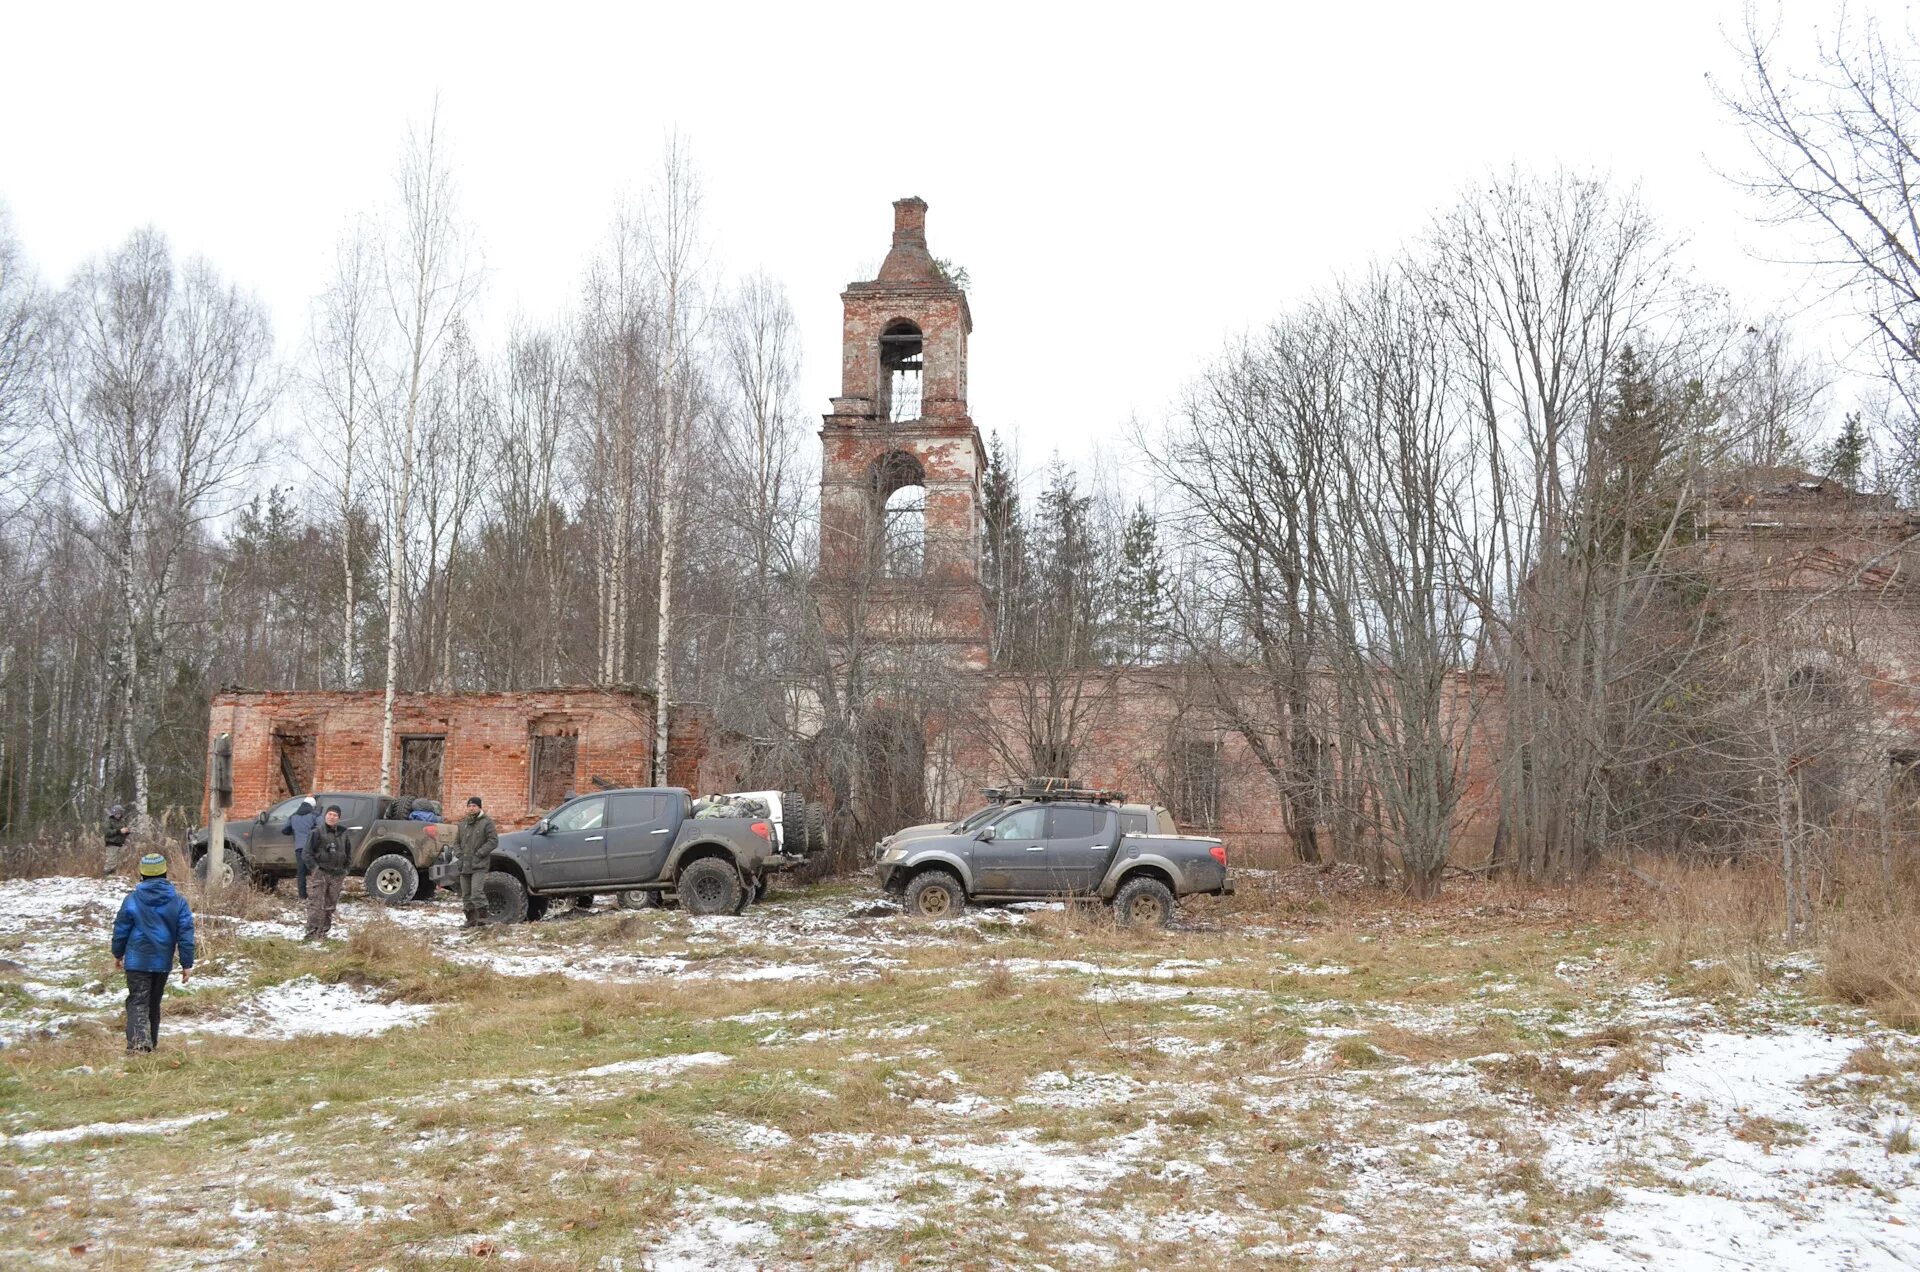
[811,198,1920,864]
[207,199,1920,862]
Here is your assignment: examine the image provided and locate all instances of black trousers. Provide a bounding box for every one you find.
[295,846,310,898]
[124,970,168,1051]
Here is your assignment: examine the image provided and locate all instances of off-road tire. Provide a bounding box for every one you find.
[744,877,764,906]
[193,845,252,891]
[616,889,663,910]
[904,870,966,920]
[804,801,827,856]
[779,792,808,853]
[481,872,530,925]
[678,858,742,917]
[1113,876,1176,929]
[363,853,419,907]
[572,895,595,911]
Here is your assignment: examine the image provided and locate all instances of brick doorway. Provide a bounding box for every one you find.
[530,732,578,812]
[398,736,445,802]
[273,730,315,798]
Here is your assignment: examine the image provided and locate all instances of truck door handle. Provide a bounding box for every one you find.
[650,828,671,835]
[1026,845,1047,852]
[586,835,604,842]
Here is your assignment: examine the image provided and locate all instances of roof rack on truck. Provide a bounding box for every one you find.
[981,777,1127,804]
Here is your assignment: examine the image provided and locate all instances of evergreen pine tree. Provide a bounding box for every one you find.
[1112,501,1166,663]
[1820,412,1869,489]
[981,431,1026,662]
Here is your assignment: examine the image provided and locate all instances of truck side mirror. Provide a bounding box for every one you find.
[977,826,996,842]
[534,818,551,836]
[255,811,268,824]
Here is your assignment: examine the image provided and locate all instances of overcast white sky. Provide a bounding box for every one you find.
[0,1,1903,482]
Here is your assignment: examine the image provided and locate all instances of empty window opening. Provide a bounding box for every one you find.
[880,320,924,423]
[870,450,928,578]
[883,485,926,577]
[398,735,445,801]
[530,731,580,811]
[1170,737,1223,830]
[273,730,315,798]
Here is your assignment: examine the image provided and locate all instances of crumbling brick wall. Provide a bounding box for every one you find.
[206,688,655,828]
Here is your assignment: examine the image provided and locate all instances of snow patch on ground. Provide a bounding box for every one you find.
[576,1051,732,1079]
[1540,1026,1920,1270]
[3,1109,227,1148]
[192,976,434,1039]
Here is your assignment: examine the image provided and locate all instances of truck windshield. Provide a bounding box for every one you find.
[951,805,1004,832]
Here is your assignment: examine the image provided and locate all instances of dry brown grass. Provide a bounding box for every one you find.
[1843,1045,1899,1076]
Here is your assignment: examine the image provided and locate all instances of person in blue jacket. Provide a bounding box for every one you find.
[283,796,319,900]
[111,852,195,1053]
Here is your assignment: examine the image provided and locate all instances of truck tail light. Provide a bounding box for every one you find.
[1210,845,1227,866]
[751,821,771,840]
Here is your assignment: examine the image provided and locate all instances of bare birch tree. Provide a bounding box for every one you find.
[373,109,479,791]
[303,224,382,684]
[643,136,708,785]
[573,207,656,686]
[44,229,272,822]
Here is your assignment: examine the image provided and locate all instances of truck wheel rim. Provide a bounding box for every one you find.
[920,887,952,917]
[1129,895,1161,923]
[693,875,726,906]
[375,868,403,896]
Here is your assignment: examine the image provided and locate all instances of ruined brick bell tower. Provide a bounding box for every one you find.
[818,197,989,670]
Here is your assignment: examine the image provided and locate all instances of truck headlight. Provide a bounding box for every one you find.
[881,847,907,864]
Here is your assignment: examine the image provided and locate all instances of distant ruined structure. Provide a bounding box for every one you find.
[809,199,1920,865]
[207,202,1920,866]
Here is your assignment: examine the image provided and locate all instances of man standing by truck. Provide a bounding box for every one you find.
[454,796,497,928]
[304,805,352,940]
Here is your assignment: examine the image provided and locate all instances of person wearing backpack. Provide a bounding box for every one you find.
[304,804,352,940]
[111,852,195,1053]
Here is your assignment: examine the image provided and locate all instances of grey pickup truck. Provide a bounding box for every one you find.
[877,793,1178,856]
[453,786,807,921]
[874,789,1231,927]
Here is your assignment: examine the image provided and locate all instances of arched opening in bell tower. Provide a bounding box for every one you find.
[879,320,924,423]
[870,449,927,578]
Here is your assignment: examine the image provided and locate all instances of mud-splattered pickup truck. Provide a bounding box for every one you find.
[874,787,1231,927]
[188,791,445,905]
[454,786,813,921]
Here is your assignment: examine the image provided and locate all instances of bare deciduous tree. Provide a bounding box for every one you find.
[373,109,480,791]
[44,229,272,822]
[303,223,382,684]
[1722,8,1920,420]
[644,135,709,786]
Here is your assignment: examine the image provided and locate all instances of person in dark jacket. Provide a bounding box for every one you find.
[104,804,130,873]
[111,852,195,1053]
[454,796,498,928]
[304,805,352,941]
[283,796,319,900]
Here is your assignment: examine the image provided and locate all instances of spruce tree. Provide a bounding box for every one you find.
[1820,412,1869,489]
[1112,501,1166,663]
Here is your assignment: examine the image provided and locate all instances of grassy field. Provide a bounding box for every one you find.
[0,865,1915,1269]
